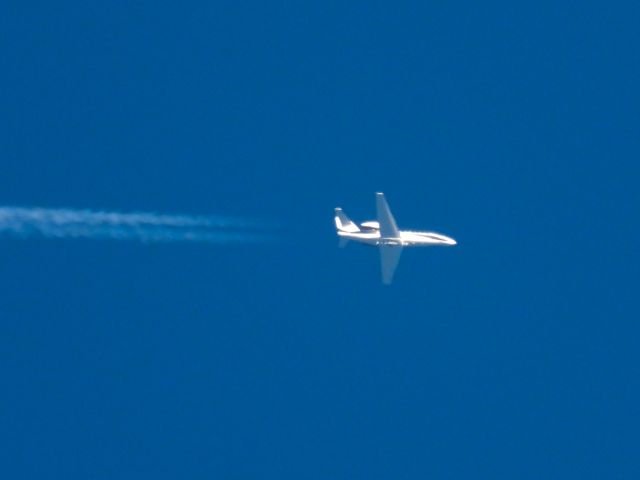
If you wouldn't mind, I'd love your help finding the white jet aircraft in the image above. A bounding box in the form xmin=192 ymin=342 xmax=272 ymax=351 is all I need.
xmin=335 ymin=192 xmax=457 ymax=284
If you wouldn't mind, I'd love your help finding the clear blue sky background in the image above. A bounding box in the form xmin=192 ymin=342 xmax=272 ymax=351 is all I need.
xmin=1 ymin=2 xmax=638 ymax=478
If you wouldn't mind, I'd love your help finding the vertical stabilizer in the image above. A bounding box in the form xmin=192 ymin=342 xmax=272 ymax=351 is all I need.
xmin=334 ymin=208 xmax=360 ymax=233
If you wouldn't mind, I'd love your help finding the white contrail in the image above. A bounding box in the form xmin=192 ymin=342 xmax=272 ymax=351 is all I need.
xmin=0 ymin=207 xmax=275 ymax=244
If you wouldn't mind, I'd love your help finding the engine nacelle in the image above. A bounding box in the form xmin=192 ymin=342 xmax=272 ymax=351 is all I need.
xmin=360 ymin=220 xmax=380 ymax=230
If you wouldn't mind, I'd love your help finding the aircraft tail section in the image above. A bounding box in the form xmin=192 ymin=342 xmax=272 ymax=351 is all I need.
xmin=334 ymin=208 xmax=360 ymax=233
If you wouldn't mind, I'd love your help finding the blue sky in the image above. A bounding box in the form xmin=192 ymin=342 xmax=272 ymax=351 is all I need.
xmin=1 ymin=2 xmax=639 ymax=478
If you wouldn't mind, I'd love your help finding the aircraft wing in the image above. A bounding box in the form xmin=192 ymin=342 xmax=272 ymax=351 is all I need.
xmin=379 ymin=246 xmax=403 ymax=285
xmin=375 ymin=192 xmax=400 ymax=238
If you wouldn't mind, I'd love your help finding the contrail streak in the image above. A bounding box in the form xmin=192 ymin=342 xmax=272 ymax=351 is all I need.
xmin=0 ymin=207 xmax=276 ymax=244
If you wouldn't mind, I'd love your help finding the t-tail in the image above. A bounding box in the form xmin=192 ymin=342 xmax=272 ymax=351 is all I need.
xmin=334 ymin=208 xmax=358 ymax=248
xmin=334 ymin=208 xmax=360 ymax=233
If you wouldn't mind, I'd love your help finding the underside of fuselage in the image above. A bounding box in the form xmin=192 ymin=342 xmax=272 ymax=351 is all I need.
xmin=337 ymin=229 xmax=456 ymax=246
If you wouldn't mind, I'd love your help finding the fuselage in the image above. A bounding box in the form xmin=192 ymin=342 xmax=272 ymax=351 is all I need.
xmin=338 ymin=222 xmax=457 ymax=247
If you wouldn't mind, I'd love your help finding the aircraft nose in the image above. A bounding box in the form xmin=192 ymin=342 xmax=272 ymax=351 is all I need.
xmin=446 ymin=237 xmax=457 ymax=246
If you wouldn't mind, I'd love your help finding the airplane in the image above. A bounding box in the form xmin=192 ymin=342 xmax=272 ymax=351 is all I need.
xmin=334 ymin=192 xmax=457 ymax=284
